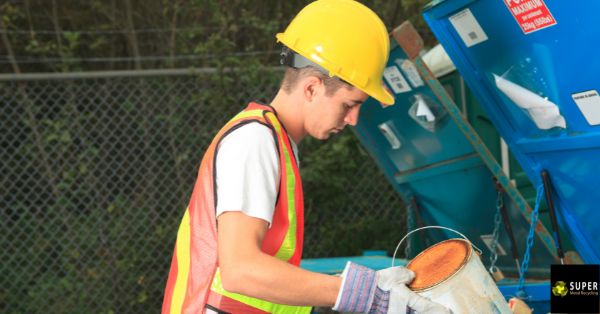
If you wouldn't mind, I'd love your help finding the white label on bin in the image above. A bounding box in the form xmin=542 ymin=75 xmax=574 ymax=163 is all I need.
xmin=383 ymin=66 xmax=411 ymax=94
xmin=449 ymin=8 xmax=488 ymax=47
xmin=396 ymin=59 xmax=424 ymax=88
xmin=572 ymin=90 xmax=600 ymax=125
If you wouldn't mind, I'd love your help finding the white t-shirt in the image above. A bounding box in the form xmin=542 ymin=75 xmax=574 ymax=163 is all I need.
xmin=215 ymin=122 xmax=299 ymax=226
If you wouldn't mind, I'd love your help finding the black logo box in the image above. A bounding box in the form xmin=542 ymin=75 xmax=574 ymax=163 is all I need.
xmin=551 ymin=264 xmax=599 ymax=314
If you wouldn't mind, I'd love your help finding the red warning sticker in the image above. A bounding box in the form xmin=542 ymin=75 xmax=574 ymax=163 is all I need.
xmin=503 ymin=0 xmax=557 ymax=34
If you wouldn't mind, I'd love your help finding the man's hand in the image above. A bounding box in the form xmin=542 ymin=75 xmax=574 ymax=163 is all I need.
xmin=332 ymin=262 xmax=451 ymax=313
xmin=389 ymin=284 xmax=451 ymax=313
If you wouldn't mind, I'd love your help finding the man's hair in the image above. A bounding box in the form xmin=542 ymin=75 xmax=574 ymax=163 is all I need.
xmin=280 ymin=66 xmax=353 ymax=96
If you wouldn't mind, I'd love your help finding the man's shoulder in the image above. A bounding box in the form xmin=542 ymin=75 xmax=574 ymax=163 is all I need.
xmin=219 ymin=121 xmax=276 ymax=149
xmin=228 ymin=121 xmax=274 ymax=139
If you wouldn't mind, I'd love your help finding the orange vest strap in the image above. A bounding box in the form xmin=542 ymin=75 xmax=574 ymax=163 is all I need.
xmin=207 ymin=291 xmax=270 ymax=314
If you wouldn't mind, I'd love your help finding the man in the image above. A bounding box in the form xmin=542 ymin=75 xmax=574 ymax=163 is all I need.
xmin=162 ymin=1 xmax=450 ymax=313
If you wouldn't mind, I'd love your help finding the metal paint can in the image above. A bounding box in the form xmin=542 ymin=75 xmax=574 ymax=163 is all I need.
xmin=393 ymin=226 xmax=511 ymax=313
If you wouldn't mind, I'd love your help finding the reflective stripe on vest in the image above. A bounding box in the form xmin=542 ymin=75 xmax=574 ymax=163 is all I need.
xmin=210 ymin=269 xmax=311 ymax=314
xmin=266 ymin=111 xmax=298 ymax=262
xmin=170 ymin=209 xmax=192 ymax=314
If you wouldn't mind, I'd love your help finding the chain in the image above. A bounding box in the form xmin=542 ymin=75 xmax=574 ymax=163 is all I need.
xmin=517 ymin=184 xmax=545 ymax=299
xmin=489 ymin=191 xmax=503 ymax=274
xmin=404 ymin=200 xmax=415 ymax=258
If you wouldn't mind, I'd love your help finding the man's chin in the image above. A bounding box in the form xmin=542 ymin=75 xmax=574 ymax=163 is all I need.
xmin=311 ymin=132 xmax=331 ymax=141
xmin=325 ymin=131 xmax=342 ymax=140
xmin=310 ymin=130 xmax=341 ymax=140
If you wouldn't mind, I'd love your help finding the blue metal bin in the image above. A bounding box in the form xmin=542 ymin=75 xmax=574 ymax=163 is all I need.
xmin=423 ymin=0 xmax=600 ymax=264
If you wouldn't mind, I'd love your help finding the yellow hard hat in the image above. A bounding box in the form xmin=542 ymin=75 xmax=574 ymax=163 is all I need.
xmin=276 ymin=0 xmax=394 ymax=105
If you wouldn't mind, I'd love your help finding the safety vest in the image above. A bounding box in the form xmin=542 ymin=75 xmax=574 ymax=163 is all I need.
xmin=162 ymin=102 xmax=311 ymax=314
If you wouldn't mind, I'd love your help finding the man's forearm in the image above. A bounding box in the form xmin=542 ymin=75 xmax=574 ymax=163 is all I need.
xmin=220 ymin=251 xmax=341 ymax=307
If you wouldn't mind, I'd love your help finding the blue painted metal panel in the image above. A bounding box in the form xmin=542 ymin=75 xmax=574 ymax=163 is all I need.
xmin=423 ymin=0 xmax=600 ymax=263
xmin=301 ymin=251 xmax=403 ymax=275
xmin=351 ymin=41 xmax=556 ymax=276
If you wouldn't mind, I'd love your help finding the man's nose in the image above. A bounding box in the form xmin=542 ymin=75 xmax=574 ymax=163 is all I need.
xmin=344 ymin=105 xmax=361 ymax=126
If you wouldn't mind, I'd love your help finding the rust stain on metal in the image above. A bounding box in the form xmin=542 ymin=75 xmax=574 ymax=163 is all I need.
xmin=407 ymin=239 xmax=470 ymax=291
xmin=391 ymin=21 xmax=424 ymax=60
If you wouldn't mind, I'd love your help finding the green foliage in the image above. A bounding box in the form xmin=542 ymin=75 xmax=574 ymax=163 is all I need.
xmin=300 ymin=132 xmax=406 ymax=258
xmin=0 ymin=0 xmax=433 ymax=72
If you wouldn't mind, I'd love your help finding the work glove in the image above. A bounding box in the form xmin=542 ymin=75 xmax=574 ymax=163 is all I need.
xmin=391 ymin=285 xmax=451 ymax=313
xmin=332 ymin=262 xmax=451 ymax=314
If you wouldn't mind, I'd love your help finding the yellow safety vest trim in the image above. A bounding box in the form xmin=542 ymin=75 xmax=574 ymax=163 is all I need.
xmin=265 ymin=111 xmax=297 ymax=262
xmin=211 ymin=269 xmax=311 ymax=314
xmin=170 ymin=209 xmax=191 ymax=314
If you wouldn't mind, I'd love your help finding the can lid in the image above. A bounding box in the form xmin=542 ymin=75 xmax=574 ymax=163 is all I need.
xmin=406 ymin=239 xmax=471 ymax=291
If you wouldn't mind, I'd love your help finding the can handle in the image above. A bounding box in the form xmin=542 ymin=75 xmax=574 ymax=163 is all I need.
xmin=392 ymin=225 xmax=483 ymax=267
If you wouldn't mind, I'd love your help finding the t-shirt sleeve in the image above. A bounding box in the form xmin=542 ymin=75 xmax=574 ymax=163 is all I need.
xmin=215 ymin=122 xmax=279 ymax=226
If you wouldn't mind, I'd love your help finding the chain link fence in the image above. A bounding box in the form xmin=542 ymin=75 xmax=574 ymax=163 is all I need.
xmin=0 ymin=68 xmax=405 ymax=313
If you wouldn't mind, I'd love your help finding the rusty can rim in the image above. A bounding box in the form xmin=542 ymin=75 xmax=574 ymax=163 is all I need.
xmin=407 ymin=238 xmax=473 ymax=292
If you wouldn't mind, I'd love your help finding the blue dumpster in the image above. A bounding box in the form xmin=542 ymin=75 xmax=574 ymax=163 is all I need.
xmin=423 ymin=0 xmax=600 ymax=264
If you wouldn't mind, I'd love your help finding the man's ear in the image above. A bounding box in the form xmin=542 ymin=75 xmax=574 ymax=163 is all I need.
xmin=302 ymin=76 xmax=322 ymax=102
